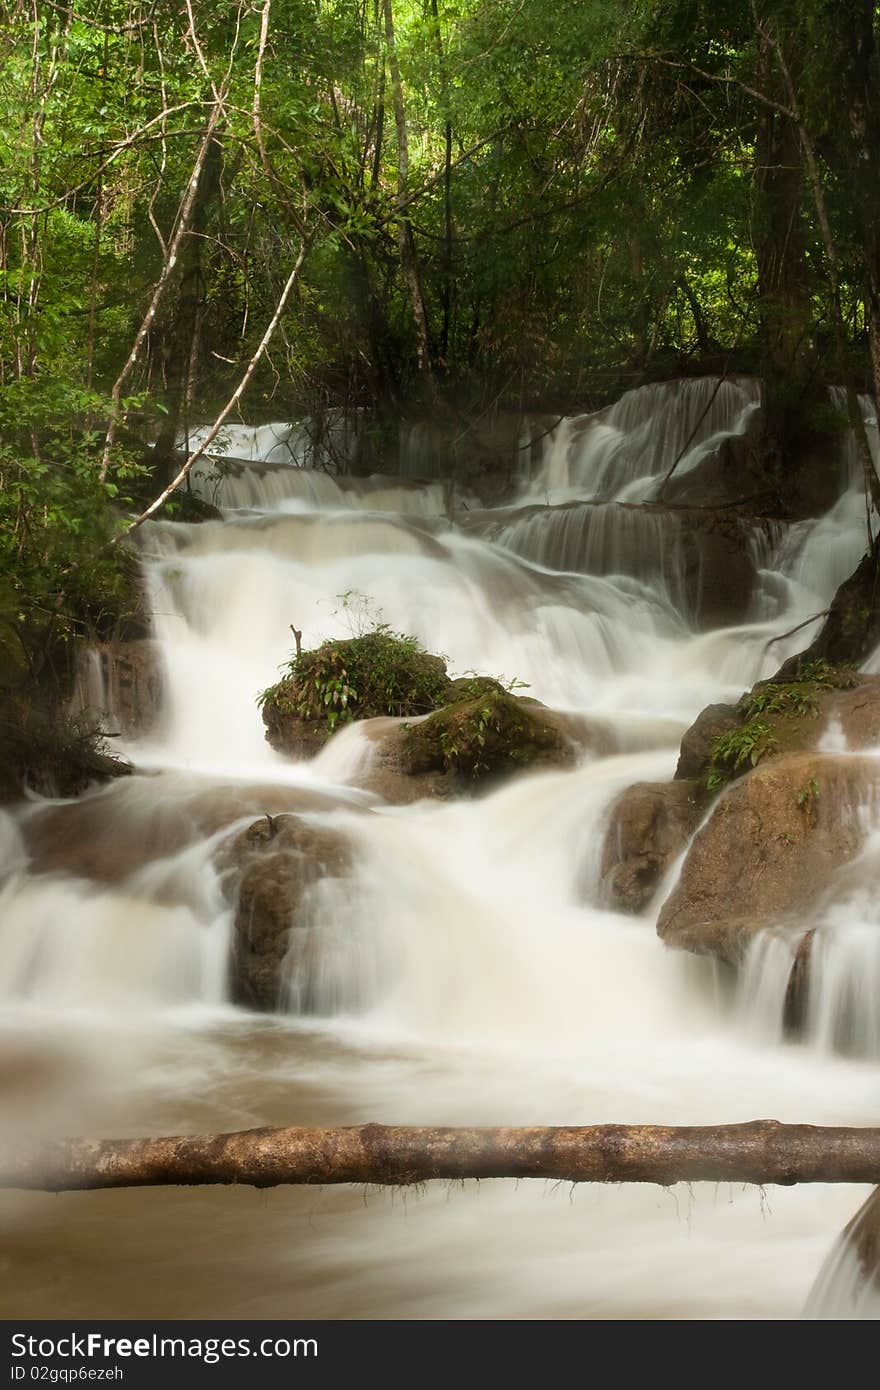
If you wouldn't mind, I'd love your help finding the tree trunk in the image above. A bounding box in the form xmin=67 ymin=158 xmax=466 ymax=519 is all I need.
xmin=152 ymin=134 xmax=223 ymax=472
xmin=382 ymin=0 xmax=435 ymax=394
xmin=752 ymin=5 xmax=880 ymax=515
xmin=754 ymin=34 xmax=812 ymax=407
xmin=5 ymin=1121 xmax=880 ymax=1192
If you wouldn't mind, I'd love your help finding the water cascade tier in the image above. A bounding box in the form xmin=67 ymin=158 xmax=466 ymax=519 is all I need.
xmin=4 ymin=377 xmax=880 ymax=1319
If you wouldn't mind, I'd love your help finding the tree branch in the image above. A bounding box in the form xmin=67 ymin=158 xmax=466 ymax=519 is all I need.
xmin=118 ymin=231 xmax=312 ymax=535
xmin=5 ymin=1121 xmax=880 ymax=1192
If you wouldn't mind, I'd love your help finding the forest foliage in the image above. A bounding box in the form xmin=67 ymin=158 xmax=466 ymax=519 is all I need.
xmin=2 ymin=0 xmax=880 ymax=698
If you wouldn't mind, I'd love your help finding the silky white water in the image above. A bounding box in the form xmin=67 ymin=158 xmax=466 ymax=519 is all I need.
xmin=3 ymin=378 xmax=880 ymax=1319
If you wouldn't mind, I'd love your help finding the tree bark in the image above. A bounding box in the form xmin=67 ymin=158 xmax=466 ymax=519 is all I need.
xmin=5 ymin=1121 xmax=880 ymax=1192
xmin=382 ymin=0 xmax=435 ymax=394
xmin=119 ymin=233 xmax=312 ymax=536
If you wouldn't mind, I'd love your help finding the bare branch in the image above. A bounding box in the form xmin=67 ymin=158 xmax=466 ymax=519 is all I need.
xmin=99 ymin=99 xmax=226 ymax=481
xmin=118 ymin=232 xmax=313 ymax=533
xmin=5 ymin=1121 xmax=880 ymax=1192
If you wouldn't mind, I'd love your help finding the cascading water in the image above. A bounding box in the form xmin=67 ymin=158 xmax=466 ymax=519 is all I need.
xmin=524 ymin=376 xmax=762 ymax=503
xmin=4 ymin=376 xmax=880 ymax=1319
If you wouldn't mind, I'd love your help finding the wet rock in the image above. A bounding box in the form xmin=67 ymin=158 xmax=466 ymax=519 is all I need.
xmin=0 ymin=694 xmax=132 ymax=805
xmin=355 ymin=696 xmax=598 ymax=804
xmin=776 ymin=549 xmax=880 ymax=673
xmin=465 ymin=499 xmax=760 ymax=629
xmin=656 ymin=753 xmax=876 ymax=965
xmin=676 ymin=702 xmax=741 ymax=780
xmin=395 ymin=410 xmax=550 ymax=504
xmin=400 ymin=691 xmax=579 ymax=781
xmin=675 ymin=669 xmax=880 ymax=787
xmin=217 ymin=813 xmax=352 ymax=1010
xmin=600 ymin=780 xmax=702 ymax=913
xmin=673 ymin=508 xmax=760 ymax=629
xmin=72 ymin=640 xmax=163 ymax=738
xmin=663 ymin=405 xmax=842 ymax=519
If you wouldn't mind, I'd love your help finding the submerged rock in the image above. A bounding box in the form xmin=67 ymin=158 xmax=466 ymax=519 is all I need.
xmin=656 ymin=753 xmax=876 ymax=966
xmin=600 ymin=780 xmax=702 ymax=914
xmin=23 ymin=775 xmax=346 ymax=888
xmin=467 ymin=500 xmax=760 ymax=628
xmin=217 ymin=813 xmax=352 ymax=1010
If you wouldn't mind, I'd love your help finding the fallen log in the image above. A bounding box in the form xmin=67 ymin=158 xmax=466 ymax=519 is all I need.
xmin=4 ymin=1121 xmax=880 ymax=1192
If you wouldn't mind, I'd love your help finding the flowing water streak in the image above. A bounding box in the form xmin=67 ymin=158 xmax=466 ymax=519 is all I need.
xmin=526 ymin=376 xmax=762 ymax=503
xmin=5 ymin=378 xmax=880 ymax=1318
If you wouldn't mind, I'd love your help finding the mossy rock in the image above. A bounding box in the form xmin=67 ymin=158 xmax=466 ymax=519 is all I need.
xmin=676 ymin=662 xmax=867 ymax=794
xmin=400 ymin=689 xmax=575 ymax=782
xmin=261 ymin=629 xmax=452 ymax=759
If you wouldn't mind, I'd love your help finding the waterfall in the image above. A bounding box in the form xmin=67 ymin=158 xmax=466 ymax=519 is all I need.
xmin=525 ymin=377 xmax=761 ymax=503
xmin=5 ymin=376 xmax=880 ymax=1320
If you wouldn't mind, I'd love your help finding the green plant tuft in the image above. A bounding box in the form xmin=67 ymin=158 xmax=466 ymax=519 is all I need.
xmin=259 ymin=626 xmax=450 ymax=737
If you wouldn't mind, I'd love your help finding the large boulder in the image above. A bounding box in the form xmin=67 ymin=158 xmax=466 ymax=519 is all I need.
xmin=672 ymin=508 xmax=761 ymax=629
xmin=663 ymin=404 xmax=842 ymax=519
xmin=676 ymin=702 xmax=741 ymax=781
xmin=656 ymin=753 xmax=876 ymax=966
xmin=600 ymin=780 xmax=702 ymax=913
xmin=355 ymin=684 xmax=592 ymax=803
xmin=217 ymin=813 xmax=352 ymax=1010
xmin=23 ymin=775 xmax=346 ymax=887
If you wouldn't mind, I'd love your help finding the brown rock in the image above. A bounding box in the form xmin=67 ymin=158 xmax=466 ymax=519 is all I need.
xmin=673 ymin=508 xmax=760 ymax=629
xmin=676 ymin=702 xmax=740 ymax=780
xmin=676 ymin=671 xmax=880 ymax=785
xmin=217 ymin=813 xmax=352 ymax=1010
xmin=776 ymin=550 xmax=880 ymax=672
xmin=657 ymin=753 xmax=877 ymax=965
xmin=600 ymin=780 xmax=702 ymax=913
xmin=23 ymin=775 xmax=348 ymax=889
xmin=358 ymin=695 xmax=599 ymax=804
xmin=664 ymin=405 xmax=841 ymax=519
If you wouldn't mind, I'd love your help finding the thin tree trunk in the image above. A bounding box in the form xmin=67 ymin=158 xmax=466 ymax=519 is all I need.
xmin=382 ymin=0 xmax=434 ymax=393
xmin=754 ymin=5 xmax=880 ymax=515
xmin=119 ymin=233 xmax=312 ymax=536
xmin=429 ymin=0 xmax=453 ymax=365
xmin=6 ymin=1121 xmax=880 ymax=1192
xmin=100 ymin=99 xmax=226 ymax=482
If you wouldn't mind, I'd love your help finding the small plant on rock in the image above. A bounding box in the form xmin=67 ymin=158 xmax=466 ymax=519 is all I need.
xmin=706 ymin=720 xmax=779 ymax=790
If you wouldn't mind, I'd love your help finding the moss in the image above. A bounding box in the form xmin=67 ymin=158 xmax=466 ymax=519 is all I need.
xmin=401 ymin=688 xmax=571 ymax=781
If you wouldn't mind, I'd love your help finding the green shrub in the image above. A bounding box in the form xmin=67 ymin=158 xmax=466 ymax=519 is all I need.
xmin=259 ymin=627 xmax=451 ymax=735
